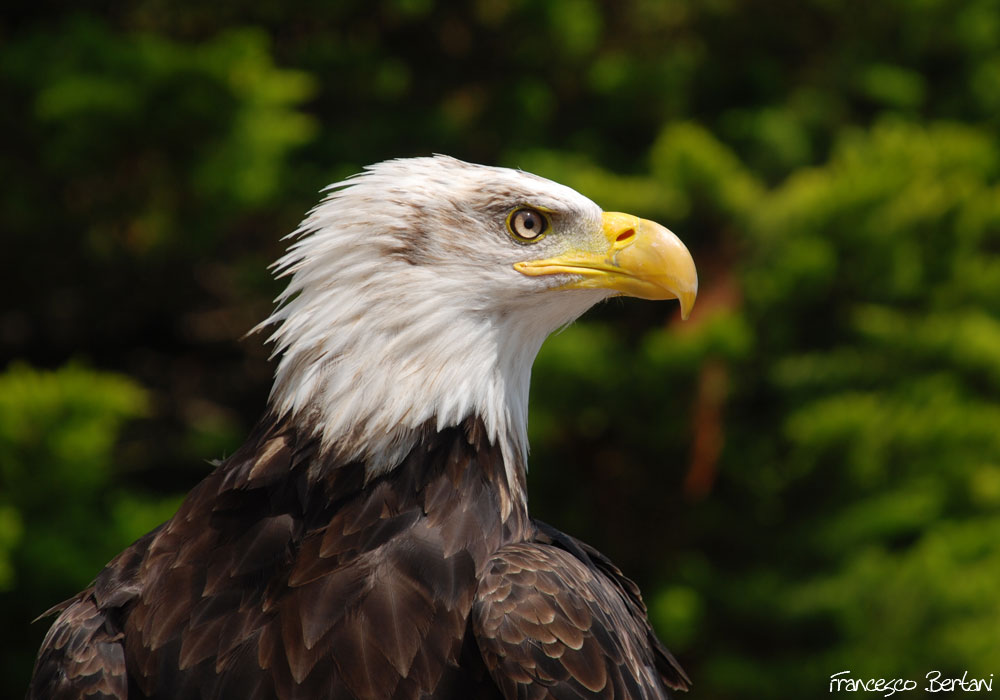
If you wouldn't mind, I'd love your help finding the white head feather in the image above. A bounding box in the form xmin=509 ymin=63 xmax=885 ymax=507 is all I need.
xmin=257 ymin=156 xmax=610 ymax=489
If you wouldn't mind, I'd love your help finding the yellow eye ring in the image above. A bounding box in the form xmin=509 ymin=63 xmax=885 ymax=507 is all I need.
xmin=506 ymin=207 xmax=551 ymax=243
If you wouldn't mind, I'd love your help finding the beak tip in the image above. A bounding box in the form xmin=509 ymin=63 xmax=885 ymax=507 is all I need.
xmin=678 ymin=288 xmax=697 ymax=321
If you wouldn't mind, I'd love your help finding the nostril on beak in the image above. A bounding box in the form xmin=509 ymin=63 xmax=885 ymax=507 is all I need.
xmin=615 ymin=228 xmax=635 ymax=244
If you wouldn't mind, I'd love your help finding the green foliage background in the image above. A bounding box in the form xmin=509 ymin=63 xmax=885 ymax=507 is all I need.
xmin=2 ymin=1 xmax=999 ymax=697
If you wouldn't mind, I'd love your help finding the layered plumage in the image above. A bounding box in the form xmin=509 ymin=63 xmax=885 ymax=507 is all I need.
xmin=29 ymin=156 xmax=696 ymax=699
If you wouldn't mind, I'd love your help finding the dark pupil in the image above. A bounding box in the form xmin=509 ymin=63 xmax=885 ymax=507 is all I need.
xmin=520 ymin=212 xmax=536 ymax=232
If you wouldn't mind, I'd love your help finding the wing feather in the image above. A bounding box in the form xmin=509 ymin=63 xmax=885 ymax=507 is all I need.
xmin=472 ymin=532 xmax=690 ymax=700
xmin=28 ymin=594 xmax=128 ymax=700
xmin=535 ymin=522 xmax=692 ymax=694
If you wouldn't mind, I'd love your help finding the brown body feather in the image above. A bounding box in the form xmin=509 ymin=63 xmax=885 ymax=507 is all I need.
xmin=29 ymin=415 xmax=688 ymax=699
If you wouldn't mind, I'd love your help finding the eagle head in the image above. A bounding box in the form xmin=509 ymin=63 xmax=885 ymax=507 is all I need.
xmin=258 ymin=156 xmax=697 ymax=484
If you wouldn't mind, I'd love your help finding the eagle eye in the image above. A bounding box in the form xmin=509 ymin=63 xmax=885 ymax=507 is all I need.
xmin=507 ymin=207 xmax=550 ymax=243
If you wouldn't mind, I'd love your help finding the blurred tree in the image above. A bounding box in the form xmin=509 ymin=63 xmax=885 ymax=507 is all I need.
xmin=1 ymin=18 xmax=316 ymax=488
xmin=725 ymin=119 xmax=1000 ymax=691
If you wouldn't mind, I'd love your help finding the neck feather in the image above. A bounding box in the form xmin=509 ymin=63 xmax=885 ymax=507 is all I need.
xmin=259 ymin=274 xmax=551 ymax=511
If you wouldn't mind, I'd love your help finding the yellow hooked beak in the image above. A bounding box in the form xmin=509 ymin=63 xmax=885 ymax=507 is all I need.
xmin=513 ymin=212 xmax=698 ymax=319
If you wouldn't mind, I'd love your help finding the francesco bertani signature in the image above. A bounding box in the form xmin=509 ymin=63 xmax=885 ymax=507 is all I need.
xmin=830 ymin=671 xmax=995 ymax=697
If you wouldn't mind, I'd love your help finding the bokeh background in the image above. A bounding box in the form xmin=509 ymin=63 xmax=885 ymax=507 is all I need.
xmin=3 ymin=1 xmax=1000 ymax=697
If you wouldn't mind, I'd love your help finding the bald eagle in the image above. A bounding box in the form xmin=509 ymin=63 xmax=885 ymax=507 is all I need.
xmin=29 ymin=156 xmax=697 ymax=699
